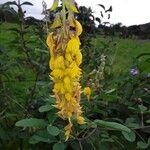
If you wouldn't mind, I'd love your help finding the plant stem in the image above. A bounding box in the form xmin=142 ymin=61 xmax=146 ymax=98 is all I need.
xmin=62 ymin=0 xmax=66 ymax=25
xmin=134 ymin=130 xmax=146 ymax=143
xmin=6 ymin=95 xmax=29 ymax=115
xmin=78 ymin=140 xmax=83 ymax=150
xmin=141 ymin=112 xmax=144 ymax=128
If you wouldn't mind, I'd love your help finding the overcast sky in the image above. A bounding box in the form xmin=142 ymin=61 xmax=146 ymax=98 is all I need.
xmin=1 ymin=0 xmax=150 ymax=26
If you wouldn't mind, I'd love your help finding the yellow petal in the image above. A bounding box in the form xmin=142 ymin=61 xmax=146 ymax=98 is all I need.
xmin=66 ymin=37 xmax=80 ymax=54
xmin=77 ymin=116 xmax=85 ymax=124
xmin=75 ymin=50 xmax=82 ymax=66
xmin=64 ymin=122 xmax=72 ymax=141
xmin=51 ymin=69 xmax=64 ymax=79
xmin=83 ymin=87 xmax=91 ymax=100
xmin=75 ymin=20 xmax=83 ymax=36
xmin=64 ymin=76 xmax=71 ymax=92
xmin=65 ymin=93 xmax=72 ymax=101
xmin=65 ymin=53 xmax=73 ymax=62
xmin=54 ymin=56 xmax=65 ymax=69
xmin=46 ymin=32 xmax=55 ymax=51
xmin=53 ymin=82 xmax=62 ymax=93
xmin=49 ymin=57 xmax=55 ymax=70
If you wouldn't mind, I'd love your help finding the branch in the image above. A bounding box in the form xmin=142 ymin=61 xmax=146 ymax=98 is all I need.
xmin=78 ymin=127 xmax=97 ymax=141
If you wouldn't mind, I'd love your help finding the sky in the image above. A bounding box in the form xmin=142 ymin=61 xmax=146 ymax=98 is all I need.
xmin=1 ymin=0 xmax=150 ymax=26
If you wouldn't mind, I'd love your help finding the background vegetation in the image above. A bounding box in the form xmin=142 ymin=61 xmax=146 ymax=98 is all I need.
xmin=0 ymin=1 xmax=150 ymax=150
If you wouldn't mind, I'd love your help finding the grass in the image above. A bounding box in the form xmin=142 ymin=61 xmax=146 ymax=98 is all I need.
xmin=1 ymin=22 xmax=150 ymax=79
xmin=0 ymin=23 xmax=39 ymax=103
xmin=93 ymin=36 xmax=150 ymax=75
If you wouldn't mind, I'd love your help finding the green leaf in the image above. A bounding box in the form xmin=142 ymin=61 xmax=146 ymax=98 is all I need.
xmin=29 ymin=132 xmax=57 ymax=144
xmin=45 ymin=97 xmax=55 ymax=104
xmin=53 ymin=143 xmax=65 ymax=150
xmin=29 ymin=130 xmax=56 ymax=144
xmin=105 ymin=89 xmax=116 ymax=94
xmin=137 ymin=141 xmax=148 ymax=149
xmin=29 ymin=136 xmax=40 ymax=144
xmin=125 ymin=117 xmax=140 ymax=128
xmin=15 ymin=118 xmax=47 ymax=128
xmin=48 ymin=109 xmax=58 ymax=124
xmin=3 ymin=1 xmax=18 ymax=6
xmin=148 ymin=137 xmax=150 ymax=145
xmin=139 ymin=58 xmax=150 ymax=74
xmin=136 ymin=53 xmax=150 ymax=59
xmin=39 ymin=105 xmax=53 ymax=112
xmin=122 ymin=131 xmax=136 ymax=142
xmin=146 ymin=120 xmax=150 ymax=124
xmin=2 ymin=113 xmax=18 ymax=118
xmin=99 ymin=94 xmax=118 ymax=101
xmin=101 ymin=138 xmax=114 ymax=143
xmin=50 ymin=0 xmax=59 ymax=11
xmin=128 ymin=106 xmax=138 ymax=112
xmin=47 ymin=125 xmax=60 ymax=136
xmin=138 ymin=105 xmax=147 ymax=112
xmin=21 ymin=2 xmax=33 ymax=6
xmin=29 ymin=135 xmax=51 ymax=144
xmin=0 ymin=126 xmax=10 ymax=140
xmin=35 ymin=48 xmax=49 ymax=54
xmin=95 ymin=120 xmax=131 ymax=132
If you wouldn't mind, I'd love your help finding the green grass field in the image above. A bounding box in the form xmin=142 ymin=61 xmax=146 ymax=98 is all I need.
xmin=92 ymin=36 xmax=150 ymax=75
xmin=1 ymin=22 xmax=150 ymax=76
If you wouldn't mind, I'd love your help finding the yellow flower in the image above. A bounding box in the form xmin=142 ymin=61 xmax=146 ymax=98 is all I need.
xmin=70 ymin=63 xmax=81 ymax=78
xmin=66 ymin=37 xmax=80 ymax=54
xmin=75 ymin=20 xmax=83 ymax=36
xmin=60 ymin=84 xmax=65 ymax=94
xmin=58 ymin=99 xmax=66 ymax=108
xmin=65 ymin=62 xmax=81 ymax=79
xmin=77 ymin=116 xmax=85 ymax=124
xmin=65 ymin=93 xmax=72 ymax=101
xmin=47 ymin=2 xmax=85 ymax=141
xmin=53 ymin=82 xmax=65 ymax=94
xmin=67 ymin=111 xmax=72 ymax=118
xmin=49 ymin=57 xmax=55 ymax=70
xmin=53 ymin=82 xmax=62 ymax=93
xmin=64 ymin=122 xmax=72 ymax=141
xmin=46 ymin=32 xmax=55 ymax=51
xmin=65 ymin=53 xmax=72 ymax=62
xmin=63 ymin=76 xmax=71 ymax=92
xmin=54 ymin=56 xmax=65 ymax=69
xmin=74 ymin=50 xmax=82 ymax=66
xmin=83 ymin=87 xmax=91 ymax=100
xmin=51 ymin=69 xmax=64 ymax=79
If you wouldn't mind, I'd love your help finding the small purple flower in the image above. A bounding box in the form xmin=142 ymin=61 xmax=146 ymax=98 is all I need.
xmin=147 ymin=73 xmax=150 ymax=78
xmin=129 ymin=68 xmax=139 ymax=76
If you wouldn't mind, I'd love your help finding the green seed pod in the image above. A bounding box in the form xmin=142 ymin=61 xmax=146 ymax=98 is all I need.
xmin=50 ymin=0 xmax=59 ymax=11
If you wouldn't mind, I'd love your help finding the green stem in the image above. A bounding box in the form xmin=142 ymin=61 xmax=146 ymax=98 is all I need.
xmin=62 ymin=0 xmax=67 ymax=47
xmin=78 ymin=140 xmax=83 ymax=150
xmin=62 ymin=0 xmax=66 ymax=25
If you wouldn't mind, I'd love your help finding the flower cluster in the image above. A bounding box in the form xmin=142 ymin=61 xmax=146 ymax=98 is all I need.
xmin=47 ymin=16 xmax=85 ymax=140
xmin=83 ymin=87 xmax=91 ymax=100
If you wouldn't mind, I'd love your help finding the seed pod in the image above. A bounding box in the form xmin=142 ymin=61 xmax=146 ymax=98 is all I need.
xmin=51 ymin=14 xmax=62 ymax=29
xmin=65 ymin=0 xmax=78 ymax=13
xmin=50 ymin=0 xmax=59 ymax=11
xmin=68 ymin=11 xmax=76 ymax=27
